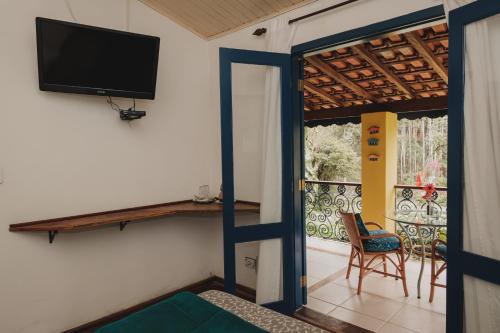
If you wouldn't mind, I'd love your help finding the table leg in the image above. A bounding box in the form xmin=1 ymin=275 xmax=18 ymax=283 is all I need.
xmin=396 ymin=221 xmax=413 ymax=262
xmin=417 ymin=225 xmax=425 ymax=299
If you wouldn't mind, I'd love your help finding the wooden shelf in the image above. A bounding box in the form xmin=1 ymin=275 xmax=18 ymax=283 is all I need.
xmin=9 ymin=200 xmax=259 ymax=243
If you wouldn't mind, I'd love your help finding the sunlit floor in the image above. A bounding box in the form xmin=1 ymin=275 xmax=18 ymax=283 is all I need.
xmin=305 ymin=237 xmax=446 ymax=333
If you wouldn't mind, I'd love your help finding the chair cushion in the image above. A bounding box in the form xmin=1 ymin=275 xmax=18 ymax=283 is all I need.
xmin=354 ymin=213 xmax=370 ymax=236
xmin=363 ymin=230 xmax=401 ymax=252
xmin=436 ymin=243 xmax=447 ymax=260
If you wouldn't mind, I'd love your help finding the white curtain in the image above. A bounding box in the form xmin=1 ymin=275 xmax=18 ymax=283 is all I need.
xmin=444 ymin=1 xmax=500 ymax=332
xmin=255 ymin=18 xmax=297 ymax=305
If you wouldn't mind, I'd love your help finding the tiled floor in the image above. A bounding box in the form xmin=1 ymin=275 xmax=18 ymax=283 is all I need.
xmin=305 ymin=238 xmax=446 ymax=333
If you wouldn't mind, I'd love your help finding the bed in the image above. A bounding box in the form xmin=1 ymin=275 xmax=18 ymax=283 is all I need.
xmin=95 ymin=290 xmax=327 ymax=333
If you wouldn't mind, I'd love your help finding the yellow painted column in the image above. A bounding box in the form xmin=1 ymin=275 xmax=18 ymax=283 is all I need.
xmin=361 ymin=112 xmax=398 ymax=231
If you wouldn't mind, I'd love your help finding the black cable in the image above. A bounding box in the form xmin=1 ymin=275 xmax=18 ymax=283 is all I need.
xmin=107 ymin=96 xmax=121 ymax=113
xmin=107 ymin=96 xmax=144 ymax=121
xmin=107 ymin=96 xmax=136 ymax=112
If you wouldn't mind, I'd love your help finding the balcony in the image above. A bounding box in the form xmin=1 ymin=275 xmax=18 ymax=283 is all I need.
xmin=305 ymin=180 xmax=447 ymax=251
xmin=305 ymin=180 xmax=447 ymax=331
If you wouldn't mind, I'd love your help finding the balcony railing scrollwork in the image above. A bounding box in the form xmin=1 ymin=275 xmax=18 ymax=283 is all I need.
xmin=305 ymin=182 xmax=448 ymax=250
xmin=394 ymin=185 xmax=448 ymax=253
xmin=305 ymin=180 xmax=361 ymax=241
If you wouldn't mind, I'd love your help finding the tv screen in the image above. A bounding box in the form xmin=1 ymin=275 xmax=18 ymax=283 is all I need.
xmin=36 ymin=17 xmax=160 ymax=99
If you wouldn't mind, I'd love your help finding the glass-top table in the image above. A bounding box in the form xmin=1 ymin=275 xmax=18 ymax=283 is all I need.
xmin=386 ymin=210 xmax=447 ymax=299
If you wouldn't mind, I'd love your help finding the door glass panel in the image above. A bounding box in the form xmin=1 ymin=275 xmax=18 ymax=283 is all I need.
xmin=462 ymin=13 xmax=500 ymax=260
xmin=464 ymin=275 xmax=500 ymax=333
xmin=231 ymin=63 xmax=282 ymax=227
xmin=235 ymin=239 xmax=283 ymax=304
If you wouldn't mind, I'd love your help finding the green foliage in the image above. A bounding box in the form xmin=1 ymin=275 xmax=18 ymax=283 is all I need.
xmin=305 ymin=124 xmax=361 ymax=182
xmin=305 ymin=116 xmax=448 ymax=187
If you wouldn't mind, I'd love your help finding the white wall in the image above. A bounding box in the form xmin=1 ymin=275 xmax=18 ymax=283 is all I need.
xmin=0 ymin=1 xmax=220 ymax=332
xmin=0 ymin=0 xmax=445 ymax=331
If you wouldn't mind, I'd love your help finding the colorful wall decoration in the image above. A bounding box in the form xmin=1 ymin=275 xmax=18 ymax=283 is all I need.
xmin=368 ymin=126 xmax=380 ymax=134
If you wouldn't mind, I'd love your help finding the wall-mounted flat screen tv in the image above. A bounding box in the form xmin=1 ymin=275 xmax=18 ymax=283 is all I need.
xmin=36 ymin=17 xmax=160 ymax=100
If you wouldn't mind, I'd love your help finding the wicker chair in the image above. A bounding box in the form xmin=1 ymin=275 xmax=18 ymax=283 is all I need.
xmin=429 ymin=239 xmax=447 ymax=302
xmin=340 ymin=212 xmax=409 ymax=296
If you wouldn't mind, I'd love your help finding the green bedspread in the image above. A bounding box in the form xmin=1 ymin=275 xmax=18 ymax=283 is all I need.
xmin=95 ymin=291 xmax=268 ymax=333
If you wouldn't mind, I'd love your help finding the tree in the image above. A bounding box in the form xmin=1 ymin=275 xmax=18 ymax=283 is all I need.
xmin=305 ymin=116 xmax=448 ymax=187
xmin=305 ymin=124 xmax=361 ymax=182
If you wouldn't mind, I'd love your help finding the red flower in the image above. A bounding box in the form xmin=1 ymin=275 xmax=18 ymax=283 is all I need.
xmin=422 ymin=183 xmax=436 ymax=200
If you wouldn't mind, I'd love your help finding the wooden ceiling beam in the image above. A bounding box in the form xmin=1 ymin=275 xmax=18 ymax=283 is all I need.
xmin=405 ymin=32 xmax=448 ymax=84
xmin=304 ymin=81 xmax=344 ymax=107
xmin=304 ymin=96 xmax=448 ymax=121
xmin=307 ymin=55 xmax=384 ymax=103
xmin=352 ymin=44 xmax=415 ymax=98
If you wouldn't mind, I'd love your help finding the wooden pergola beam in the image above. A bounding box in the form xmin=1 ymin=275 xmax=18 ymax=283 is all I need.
xmin=352 ymin=44 xmax=415 ymax=98
xmin=307 ymin=55 xmax=384 ymax=103
xmin=405 ymin=31 xmax=448 ymax=84
xmin=304 ymin=81 xmax=344 ymax=107
xmin=304 ymin=96 xmax=448 ymax=121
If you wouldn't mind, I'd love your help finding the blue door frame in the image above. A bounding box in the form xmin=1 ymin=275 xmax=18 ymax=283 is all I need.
xmin=291 ymin=3 xmax=446 ymax=307
xmin=448 ymin=2 xmax=500 ymax=332
xmin=220 ymin=3 xmax=454 ymax=320
xmin=219 ymin=47 xmax=296 ymax=314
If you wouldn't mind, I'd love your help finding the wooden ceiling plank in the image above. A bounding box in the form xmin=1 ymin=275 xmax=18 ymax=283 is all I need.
xmin=223 ymin=0 xmax=257 ymax=24
xmin=262 ymin=0 xmax=283 ymax=12
xmin=170 ymin=0 xmax=239 ymax=36
xmin=304 ymin=81 xmax=344 ymax=107
xmin=155 ymin=0 xmax=224 ymax=35
xmin=210 ymin=0 xmax=247 ymax=28
xmin=405 ymin=31 xmax=448 ymax=84
xmin=304 ymin=96 xmax=448 ymax=121
xmin=352 ymin=44 xmax=415 ymax=98
xmin=234 ymin=0 xmax=262 ymax=19
xmin=188 ymin=1 xmax=238 ymax=31
xmin=144 ymin=0 xmax=315 ymax=40
xmin=307 ymin=55 xmax=383 ymax=103
xmin=139 ymin=0 xmax=209 ymax=38
xmin=241 ymin=0 xmax=270 ymax=17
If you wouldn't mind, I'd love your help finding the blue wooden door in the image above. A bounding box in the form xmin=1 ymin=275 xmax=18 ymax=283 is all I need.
xmin=219 ymin=48 xmax=302 ymax=314
xmin=448 ymin=1 xmax=500 ymax=332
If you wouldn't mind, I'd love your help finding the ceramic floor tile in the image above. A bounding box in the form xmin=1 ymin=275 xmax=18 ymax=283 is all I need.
xmin=378 ymin=322 xmax=418 ymax=333
xmin=328 ymin=307 xmax=385 ymax=332
xmin=406 ymin=285 xmax=446 ymax=315
xmin=310 ymin=282 xmax=356 ymax=305
xmin=389 ymin=304 xmax=446 ymax=333
xmin=340 ymin=293 xmax=405 ymax=321
xmin=305 ymin=296 xmax=337 ymax=314
xmin=306 ymin=240 xmax=446 ymax=333
xmin=307 ymin=237 xmax=352 ymax=256
xmin=307 ymin=260 xmax=343 ymax=280
xmin=307 ymin=276 xmax=321 ymax=287
xmin=307 ymin=248 xmax=347 ymax=262
xmin=332 ymin=268 xmax=361 ymax=290
xmin=361 ymin=275 xmax=410 ymax=301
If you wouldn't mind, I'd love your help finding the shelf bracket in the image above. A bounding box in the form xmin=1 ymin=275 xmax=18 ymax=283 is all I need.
xmin=119 ymin=221 xmax=128 ymax=231
xmin=48 ymin=230 xmax=58 ymax=244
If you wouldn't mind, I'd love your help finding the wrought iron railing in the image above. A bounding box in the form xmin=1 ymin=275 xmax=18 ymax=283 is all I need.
xmin=394 ymin=185 xmax=447 ymax=217
xmin=305 ymin=180 xmax=361 ymax=241
xmin=394 ymin=185 xmax=448 ymax=251
xmin=305 ymin=182 xmax=448 ymax=247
